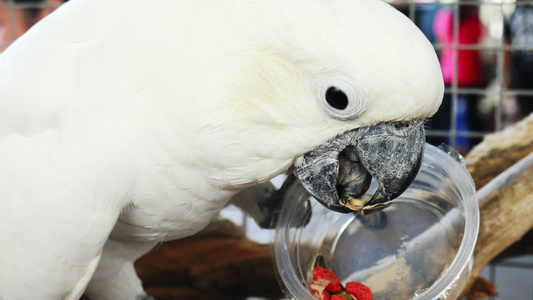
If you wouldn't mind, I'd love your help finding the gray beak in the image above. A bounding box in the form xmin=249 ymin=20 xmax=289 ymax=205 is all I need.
xmin=293 ymin=119 xmax=425 ymax=214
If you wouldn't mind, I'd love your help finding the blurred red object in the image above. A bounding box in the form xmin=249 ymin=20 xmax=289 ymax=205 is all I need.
xmin=0 ymin=0 xmax=66 ymax=51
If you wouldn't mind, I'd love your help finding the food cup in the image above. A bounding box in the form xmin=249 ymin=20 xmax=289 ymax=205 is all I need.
xmin=273 ymin=144 xmax=479 ymax=300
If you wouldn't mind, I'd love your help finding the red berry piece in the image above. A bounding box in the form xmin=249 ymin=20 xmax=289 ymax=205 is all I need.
xmin=310 ymin=279 xmax=332 ymax=300
xmin=313 ymin=266 xmax=342 ymax=293
xmin=346 ymin=282 xmax=373 ymax=300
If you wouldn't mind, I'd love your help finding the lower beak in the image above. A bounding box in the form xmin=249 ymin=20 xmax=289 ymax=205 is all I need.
xmin=293 ymin=119 xmax=425 ymax=214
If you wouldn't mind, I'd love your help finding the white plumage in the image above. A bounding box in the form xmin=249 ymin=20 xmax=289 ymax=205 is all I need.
xmin=0 ymin=0 xmax=443 ymax=299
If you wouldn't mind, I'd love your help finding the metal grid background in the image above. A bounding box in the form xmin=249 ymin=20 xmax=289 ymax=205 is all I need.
xmin=391 ymin=0 xmax=533 ymax=155
xmin=1 ymin=0 xmax=533 ymax=299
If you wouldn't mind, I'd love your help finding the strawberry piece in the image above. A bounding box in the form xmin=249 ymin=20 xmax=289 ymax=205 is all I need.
xmin=346 ymin=282 xmax=373 ymax=300
xmin=310 ymin=279 xmax=331 ymax=300
xmin=313 ymin=266 xmax=342 ymax=293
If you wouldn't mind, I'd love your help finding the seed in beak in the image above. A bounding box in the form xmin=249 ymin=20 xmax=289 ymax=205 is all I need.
xmin=340 ymin=194 xmax=391 ymax=215
xmin=340 ymin=194 xmax=372 ymax=211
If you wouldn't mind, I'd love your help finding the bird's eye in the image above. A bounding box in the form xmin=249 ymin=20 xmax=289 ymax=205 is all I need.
xmin=325 ymin=87 xmax=349 ymax=110
xmin=317 ymin=76 xmax=365 ymax=120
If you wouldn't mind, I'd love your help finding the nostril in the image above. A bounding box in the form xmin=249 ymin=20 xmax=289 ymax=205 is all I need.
xmin=394 ymin=122 xmax=410 ymax=129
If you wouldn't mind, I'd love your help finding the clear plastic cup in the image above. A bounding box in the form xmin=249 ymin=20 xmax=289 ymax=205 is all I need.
xmin=272 ymin=144 xmax=479 ymax=300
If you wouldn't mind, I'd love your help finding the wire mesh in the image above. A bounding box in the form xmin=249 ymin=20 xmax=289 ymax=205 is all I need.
xmin=1 ymin=0 xmax=532 ymax=299
xmin=388 ymin=0 xmax=533 ymax=156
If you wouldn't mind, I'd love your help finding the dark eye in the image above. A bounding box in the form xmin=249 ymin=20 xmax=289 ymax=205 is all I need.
xmin=325 ymin=87 xmax=349 ymax=110
xmin=319 ymin=79 xmax=364 ymax=120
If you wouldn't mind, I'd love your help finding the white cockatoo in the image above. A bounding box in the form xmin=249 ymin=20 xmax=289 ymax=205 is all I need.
xmin=0 ymin=0 xmax=443 ymax=299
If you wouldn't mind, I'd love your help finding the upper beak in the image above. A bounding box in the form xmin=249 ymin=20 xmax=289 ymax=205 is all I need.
xmin=293 ymin=119 xmax=425 ymax=214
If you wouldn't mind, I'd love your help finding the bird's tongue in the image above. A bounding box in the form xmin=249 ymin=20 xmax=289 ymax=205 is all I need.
xmin=336 ymin=146 xmax=372 ymax=199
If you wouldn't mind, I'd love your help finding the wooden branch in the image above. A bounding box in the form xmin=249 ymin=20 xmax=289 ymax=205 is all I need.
xmin=465 ymin=113 xmax=533 ymax=189
xmin=462 ymin=113 xmax=533 ymax=299
xmin=134 ymin=219 xmax=282 ymax=300
xmin=463 ymin=277 xmax=498 ymax=300
xmin=494 ymin=228 xmax=533 ymax=260
xmin=462 ymin=153 xmax=533 ymax=298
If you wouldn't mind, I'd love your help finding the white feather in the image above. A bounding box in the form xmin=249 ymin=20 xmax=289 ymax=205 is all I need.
xmin=0 ymin=0 xmax=443 ymax=298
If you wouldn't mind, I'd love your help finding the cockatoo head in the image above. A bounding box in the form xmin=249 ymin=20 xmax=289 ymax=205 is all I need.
xmin=216 ymin=0 xmax=443 ymax=213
